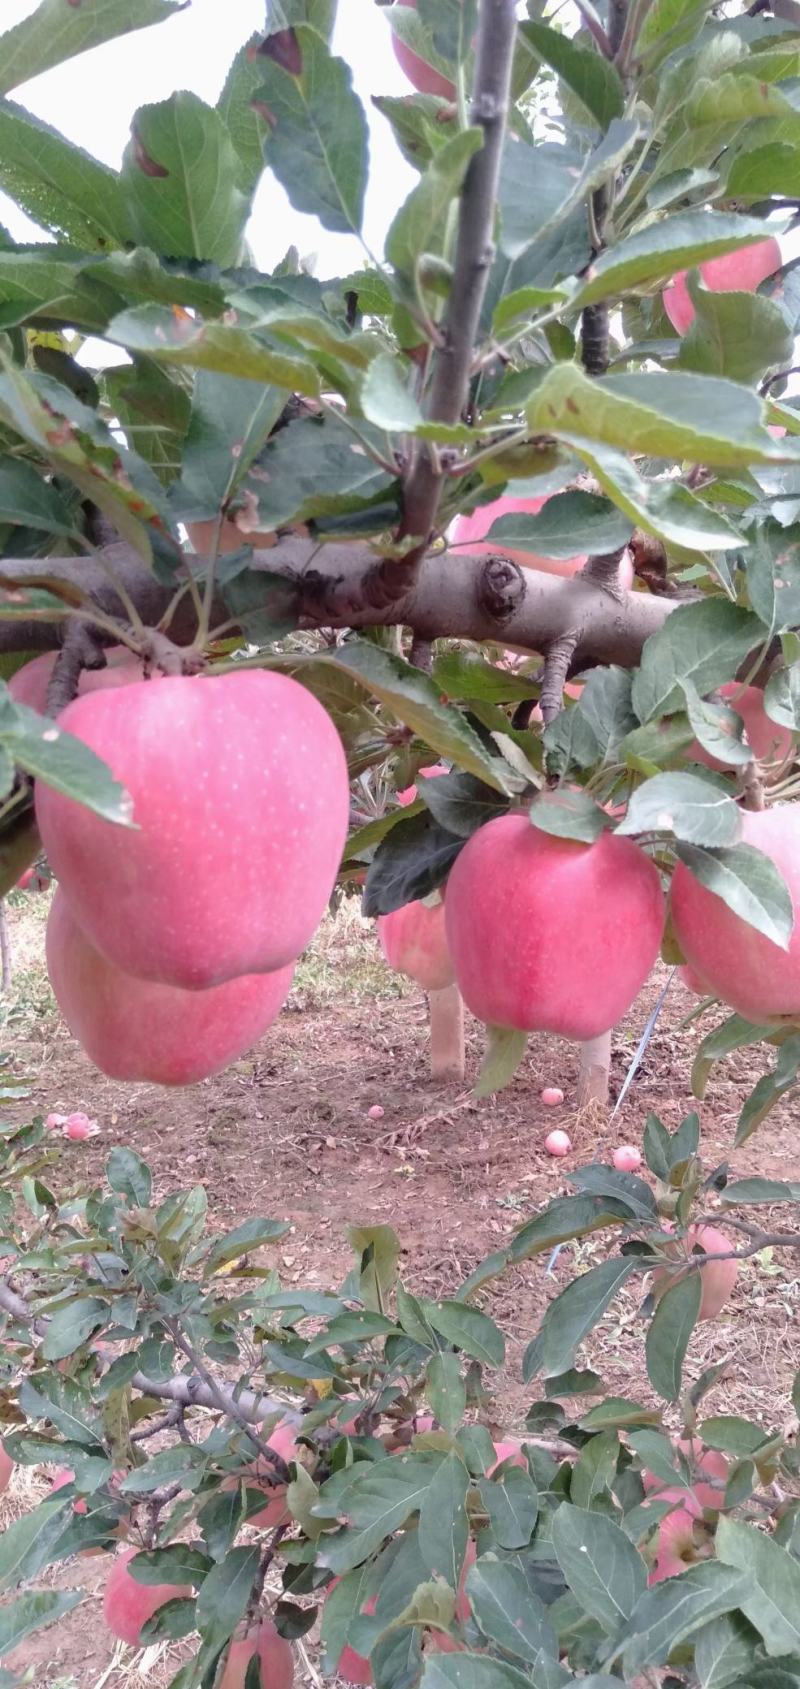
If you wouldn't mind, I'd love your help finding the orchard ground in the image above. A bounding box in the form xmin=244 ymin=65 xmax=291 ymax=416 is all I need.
xmin=3 ymin=887 xmax=800 ymax=1689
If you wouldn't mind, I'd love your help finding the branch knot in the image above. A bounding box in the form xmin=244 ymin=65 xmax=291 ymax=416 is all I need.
xmin=478 ymin=556 xmax=526 ymax=622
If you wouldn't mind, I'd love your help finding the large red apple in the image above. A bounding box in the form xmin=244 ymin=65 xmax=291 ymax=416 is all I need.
xmin=663 ymin=236 xmax=782 ymax=335
xmin=390 ymin=0 xmax=456 ymax=99
xmin=648 ymin=1503 xmax=702 ymax=1583
xmin=651 ymin=1223 xmax=739 ymax=1321
xmin=670 ymin=804 xmax=800 ymax=1022
xmin=9 ymin=646 xmax=143 ymax=716
xmin=46 ymin=890 xmax=294 ymax=1086
xmin=378 ymin=895 xmax=455 ymax=992
xmin=219 ymin=1621 xmax=294 ymax=1689
xmin=35 ymin=671 xmax=349 ymax=989
xmin=102 ymin=1545 xmax=192 ymax=1645
xmin=444 ymin=815 xmax=664 ymax=1040
xmin=450 ymin=495 xmax=587 ymax=578
xmin=689 ymin=683 xmax=793 ymax=775
xmin=224 ymin=1419 xmax=298 ymax=1530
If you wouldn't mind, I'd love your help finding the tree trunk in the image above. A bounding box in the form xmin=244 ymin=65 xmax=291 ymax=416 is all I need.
xmin=576 ymin=1031 xmax=611 ymax=1107
xmin=429 ymin=985 xmax=465 ymax=1082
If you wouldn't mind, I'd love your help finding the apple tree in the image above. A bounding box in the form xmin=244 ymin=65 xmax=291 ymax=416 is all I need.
xmin=1 ymin=0 xmax=800 ymax=1684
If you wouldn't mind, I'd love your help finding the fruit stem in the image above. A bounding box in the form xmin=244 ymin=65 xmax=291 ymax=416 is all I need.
xmin=429 ymin=984 xmax=465 ymax=1082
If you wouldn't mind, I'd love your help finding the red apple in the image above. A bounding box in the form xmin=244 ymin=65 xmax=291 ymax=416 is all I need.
xmin=46 ymin=890 xmax=294 ymax=1086
xmin=102 ymin=1545 xmax=192 ymax=1645
xmin=390 ymin=0 xmax=456 ymax=99
xmin=663 ymin=236 xmax=782 ymax=335
xmin=219 ymin=1620 xmax=294 ymax=1689
xmin=648 ymin=1503 xmax=702 ymax=1583
xmin=444 ymin=814 xmax=664 ymax=1040
xmin=689 ymin=683 xmax=793 ymax=775
xmin=15 ymin=867 xmax=35 ymax=891
xmin=35 ymin=671 xmax=349 ymax=989
xmin=670 ymin=805 xmax=800 ymax=1022
xmin=644 ymin=1439 xmax=727 ymax=1513
xmin=378 ymin=896 xmax=455 ymax=992
xmin=397 ymin=764 xmax=446 ymax=807
xmin=450 ymin=495 xmax=587 ymax=578
xmin=224 ymin=1420 xmax=297 ymax=1530
xmin=9 ymin=646 xmax=144 ymax=716
xmin=0 ymin=1443 xmax=12 ymax=1494
xmin=651 ymin=1223 xmax=738 ymax=1321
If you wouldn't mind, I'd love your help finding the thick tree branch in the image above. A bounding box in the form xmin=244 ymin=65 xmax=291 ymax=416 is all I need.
xmin=0 ymin=539 xmax=676 ymax=670
xmin=376 ymin=0 xmax=518 ymax=608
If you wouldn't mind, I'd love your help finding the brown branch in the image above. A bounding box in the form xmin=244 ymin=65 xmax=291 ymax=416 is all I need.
xmin=0 ymin=537 xmax=677 ymax=669
xmin=539 ymin=632 xmax=579 ymax=725
xmin=581 ymin=546 xmax=632 ymax=600
xmin=160 ymin=1313 xmax=291 ymax=1479
xmin=374 ymin=0 xmax=518 ymax=608
xmin=45 ymin=622 xmax=109 ymax=716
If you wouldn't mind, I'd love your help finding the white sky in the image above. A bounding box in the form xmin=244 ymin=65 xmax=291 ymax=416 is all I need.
xmin=0 ymin=0 xmax=416 ymax=272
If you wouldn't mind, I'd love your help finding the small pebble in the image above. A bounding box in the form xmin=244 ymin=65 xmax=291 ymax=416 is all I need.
xmin=540 ymin=1086 xmax=564 ymax=1107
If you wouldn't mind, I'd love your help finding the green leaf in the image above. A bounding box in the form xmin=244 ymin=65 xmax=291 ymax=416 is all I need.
xmin=690 ymin=1012 xmax=777 ymax=1100
xmin=726 ymin=141 xmax=800 ymax=201
xmin=416 ymin=771 xmax=510 ymax=839
xmin=678 ymin=284 xmax=794 ymax=386
xmin=255 ymin=26 xmax=368 ymax=234
xmin=217 ymin=34 xmax=271 ymax=195
xmin=121 ymin=92 xmax=249 ymax=265
xmin=0 ymin=255 xmax=115 ymax=331
xmin=319 ymin=1457 xmax=444 ymax=1575
xmin=386 ymin=129 xmax=484 ymax=278
xmin=106 ymin=1145 xmax=152 ymax=1207
xmin=420 ymin=1657 xmax=534 ymax=1689
xmin=194 ymin=1545 xmax=261 ymax=1654
xmin=0 ymin=1496 xmax=73 ymax=1590
xmin=421 ymin=1299 xmax=505 ymax=1367
xmin=575 ymin=442 xmax=745 ymax=553
xmin=615 ymin=771 xmax=742 ymax=847
xmin=694 ymin=1611 xmax=764 ymax=1689
xmin=479 ymin=1465 xmax=539 ymax=1551
xmin=19 ymin=1372 xmax=103 ymax=1449
xmin=348 ymin=1223 xmax=401 ymax=1313
xmin=363 ymin=809 xmax=464 ymax=917
xmin=530 ymin=788 xmax=607 ymax=844
xmin=551 ymin=1504 xmax=647 ymax=1633
xmin=304 ymin=1311 xmax=400 ymax=1356
xmin=520 ymin=21 xmax=625 ymax=129
xmin=746 ymin=530 xmax=800 ymax=639
xmin=0 ymin=100 xmax=132 ymax=249
xmin=39 ymin=1298 xmax=109 ymax=1363
xmin=474 ymin=1025 xmax=528 ymax=1099
xmin=484 ymin=490 xmax=633 ymax=558
xmin=716 ymin=1516 xmax=800 ymax=1656
xmin=466 ymin=1558 xmax=557 ymax=1664
xmin=0 ymin=459 xmax=75 ymax=537
xmin=631 ymin=600 xmax=765 ymax=723
xmin=765 ymin=664 xmax=800 ymax=731
xmin=178 ymin=372 xmax=286 ymax=518
xmin=682 ymin=682 xmax=752 ymax=768
xmin=721 ymin=1176 xmax=800 ymax=1206
xmin=0 ymin=694 xmax=131 ymax=828
xmin=361 ymin=352 xmax=424 ymax=433
xmin=528 ymin=364 xmax=794 ymax=471
xmin=612 ymin=1563 xmax=754 ymax=1673
xmin=574 ymin=211 xmax=785 ymax=309
xmin=736 ymin=1034 xmax=800 ymax=1145
xmin=432 ymin=651 xmax=538 ymax=707
xmin=646 ymin=1272 xmax=702 ymax=1402
xmin=139 ymin=1596 xmax=198 ymax=1643
xmin=538 ymin=1257 xmax=639 ymax=1375
xmin=0 ymin=0 xmax=183 ymax=96
xmin=323 ymin=643 xmax=515 ymax=793
xmin=570 ymin=1429 xmax=620 ymax=1508
xmin=418 ymin=1452 xmax=470 ymax=1591
xmin=700 ymin=1416 xmax=779 ymax=1457
xmin=128 ymin=1546 xmax=211 ymax=1586
xmin=0 ymin=1589 xmax=82 ymax=1658
xmin=497 ymin=121 xmax=640 ymax=260
xmin=510 ymin=1193 xmax=632 ymax=1262
xmin=107 ymin=304 xmax=320 ymax=396
xmin=205 ymin=1217 xmax=289 ymax=1274
xmin=426 ymin=1353 xmax=466 ymax=1436
xmin=676 ymin=842 xmax=794 ymax=949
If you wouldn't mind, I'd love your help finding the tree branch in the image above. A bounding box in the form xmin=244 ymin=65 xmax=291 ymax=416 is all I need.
xmin=0 ymin=539 xmax=676 ymax=670
xmin=375 ymin=0 xmax=518 ymax=608
xmin=46 ymin=622 xmax=109 ymax=716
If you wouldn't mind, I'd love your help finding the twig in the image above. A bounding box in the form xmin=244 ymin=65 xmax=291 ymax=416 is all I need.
xmin=160 ymin=1314 xmax=291 ymax=1478
xmin=45 ymin=622 xmax=110 ymax=716
xmin=245 ymin=1523 xmax=289 ymax=1624
xmin=539 ymin=631 xmax=579 ymax=726
xmin=738 ymin=758 xmax=766 ymax=812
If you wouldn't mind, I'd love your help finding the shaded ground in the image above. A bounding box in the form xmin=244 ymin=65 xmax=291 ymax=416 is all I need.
xmin=3 ymin=889 xmax=799 ymax=1688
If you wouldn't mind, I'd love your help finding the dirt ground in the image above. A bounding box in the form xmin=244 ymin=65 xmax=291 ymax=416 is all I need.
xmin=2 ymin=887 xmax=799 ymax=1689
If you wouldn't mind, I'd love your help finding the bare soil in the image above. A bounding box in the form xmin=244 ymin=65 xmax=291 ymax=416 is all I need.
xmin=2 ymin=889 xmax=799 ymax=1689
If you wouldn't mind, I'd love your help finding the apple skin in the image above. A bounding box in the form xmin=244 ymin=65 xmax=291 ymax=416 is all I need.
xmin=397 ymin=763 xmax=446 ymax=807
xmin=0 ymin=1444 xmax=12 ymax=1494
xmin=679 ymin=962 xmax=711 ymax=996
xmin=651 ymin=1222 xmax=739 ymax=1321
xmin=102 ymin=1545 xmax=192 ymax=1645
xmin=390 ymin=0 xmax=456 ymax=99
xmin=663 ymin=236 xmax=782 ymax=335
xmin=378 ymin=896 xmax=455 ymax=992
xmin=35 ymin=670 xmax=349 ymax=990
xmin=450 ymin=494 xmax=587 ymax=578
xmin=46 ymin=890 xmax=294 ymax=1086
xmin=643 ymin=1438 xmax=727 ymax=1512
xmin=9 ymin=646 xmax=143 ymax=715
xmin=444 ymin=814 xmax=665 ymax=1040
xmin=224 ymin=1420 xmax=297 ymax=1530
xmin=689 ymin=683 xmax=793 ymax=776
xmin=648 ymin=1503 xmax=701 ymax=1583
xmin=219 ymin=1621 xmax=294 ymax=1689
xmin=670 ymin=804 xmax=800 ymax=1023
